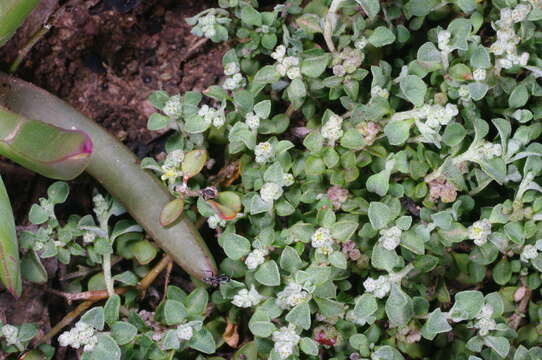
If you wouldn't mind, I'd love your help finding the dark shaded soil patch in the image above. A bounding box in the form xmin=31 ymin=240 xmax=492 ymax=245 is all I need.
xmin=1 ymin=0 xmax=227 ymax=153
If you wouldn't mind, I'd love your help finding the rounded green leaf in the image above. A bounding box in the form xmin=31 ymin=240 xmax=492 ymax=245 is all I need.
xmin=221 ymin=233 xmax=251 ymax=260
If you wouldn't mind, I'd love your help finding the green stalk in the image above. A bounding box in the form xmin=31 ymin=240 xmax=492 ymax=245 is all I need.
xmin=0 ymin=106 xmax=92 ymax=180
xmin=0 ymin=73 xmax=218 ymax=281
xmin=0 ymin=0 xmax=41 ymax=47
xmin=0 ymin=175 xmax=22 ymax=297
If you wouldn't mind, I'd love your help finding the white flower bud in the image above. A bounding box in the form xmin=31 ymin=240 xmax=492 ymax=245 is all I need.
xmin=254 ymin=141 xmax=274 ymax=163
xmin=437 ymin=30 xmax=451 ymax=50
xmin=223 ymin=77 xmax=238 ymax=90
xmin=473 ymin=68 xmax=486 ymax=81
xmin=379 ymin=226 xmax=402 ymax=251
xmin=246 ymin=112 xmax=261 ymax=130
xmin=321 ymin=114 xmax=344 ymax=144
xmin=271 ymin=45 xmax=286 ymax=61
xmin=363 ymin=275 xmax=391 ymax=299
xmin=520 ymin=244 xmax=538 ymax=262
xmin=458 ymin=85 xmax=470 ymax=99
xmin=176 ymin=324 xmax=194 ymax=341
xmin=83 ymin=231 xmax=96 ymax=244
xmin=232 ymin=285 xmax=265 ymax=308
xmin=468 ymin=219 xmax=492 ymax=246
xmin=207 ymin=214 xmax=226 ymax=229
xmin=354 ymin=37 xmax=368 ymax=50
xmin=282 ymin=173 xmax=295 ymax=187
xmin=245 ymin=248 xmax=268 ymax=270
xmin=1 ymin=325 xmax=18 ymax=346
xmin=272 ymin=324 xmax=300 ymax=359
xmin=260 ymin=182 xmax=283 ymax=203
xmin=224 ymin=62 xmax=240 ymax=76
xmin=333 ymin=64 xmax=346 ymax=77
xmin=163 ymin=95 xmax=183 ymax=118
xmin=286 ymin=66 xmax=301 ymax=80
xmin=276 ymin=282 xmax=311 ymax=309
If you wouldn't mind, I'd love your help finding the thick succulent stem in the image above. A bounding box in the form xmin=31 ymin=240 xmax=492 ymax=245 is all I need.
xmin=0 ymin=175 xmax=22 ymax=297
xmin=0 ymin=106 xmax=92 ymax=180
xmin=0 ymin=73 xmax=218 ymax=281
xmin=0 ymin=0 xmax=41 ymax=47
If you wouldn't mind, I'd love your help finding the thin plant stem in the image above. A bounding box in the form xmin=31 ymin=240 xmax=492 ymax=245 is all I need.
xmin=9 ymin=24 xmax=51 ymax=74
xmin=37 ymin=254 xmax=172 ymax=345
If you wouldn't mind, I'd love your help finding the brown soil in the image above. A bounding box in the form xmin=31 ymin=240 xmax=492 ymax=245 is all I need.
xmin=1 ymin=0 xmax=227 ymax=152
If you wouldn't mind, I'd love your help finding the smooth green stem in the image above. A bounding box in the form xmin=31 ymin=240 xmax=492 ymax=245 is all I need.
xmin=0 ymin=72 xmax=218 ymax=281
xmin=9 ymin=24 xmax=51 ymax=74
xmin=0 ymin=0 xmax=41 ymax=47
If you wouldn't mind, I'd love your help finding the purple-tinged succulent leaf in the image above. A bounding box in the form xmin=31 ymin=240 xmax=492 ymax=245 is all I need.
xmin=0 ymin=106 xmax=93 ymax=180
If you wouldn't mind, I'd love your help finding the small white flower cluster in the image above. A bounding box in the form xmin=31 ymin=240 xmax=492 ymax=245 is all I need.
xmin=363 ymin=275 xmax=391 ymax=299
xmin=254 ymin=141 xmax=274 ymax=163
xmin=163 ymin=95 xmax=183 ymax=118
xmin=490 ymin=4 xmax=531 ymax=69
xmin=354 ymin=37 xmax=368 ymax=51
xmin=437 ymin=30 xmax=452 ymax=69
xmin=1 ymin=324 xmax=19 ymax=346
xmin=468 ymin=218 xmax=492 ymax=246
xmin=161 ymin=150 xmax=185 ymax=184
xmin=272 ymin=324 xmax=301 ymax=359
xmin=520 ymin=240 xmax=542 ymax=262
xmin=424 ymin=103 xmax=459 ymax=129
xmin=332 ymin=47 xmax=364 ymax=77
xmin=437 ymin=30 xmax=451 ymax=52
xmin=458 ymin=85 xmax=471 ymax=101
xmin=272 ymin=45 xmax=301 ymax=80
xmin=311 ymin=227 xmax=335 ymax=255
xmin=379 ymin=226 xmax=402 ymax=251
xmin=276 ymin=282 xmax=312 ymax=309
xmin=31 ymin=227 xmax=53 ymax=252
xmin=478 ymin=142 xmax=503 ymax=160
xmin=392 ymin=103 xmax=458 ymax=139
xmin=164 ymin=149 xmax=185 ymax=168
xmin=193 ymin=14 xmax=221 ymax=38
xmin=198 ymin=104 xmax=225 ymax=127
xmin=520 ymin=244 xmax=538 ymax=262
xmin=93 ymin=193 xmax=109 ymax=222
xmin=83 ymin=231 xmax=97 ymax=244
xmin=370 ymin=85 xmax=390 ymax=99
xmin=282 ymin=173 xmax=295 ymax=187
xmin=223 ymin=62 xmax=246 ymax=90
xmin=260 ymin=182 xmax=284 ymax=203
xmin=472 ymin=68 xmax=487 ymax=81
xmin=245 ymin=248 xmax=268 ymax=270
xmin=207 ymin=214 xmax=226 ymax=229
xmin=474 ymin=304 xmax=497 ymax=336
xmin=58 ymin=321 xmax=98 ymax=352
xmin=232 ymin=285 xmax=265 ymax=308
xmin=245 ymin=112 xmax=260 ymax=130
xmin=321 ymin=113 xmax=344 ymax=145
xmin=176 ymin=323 xmax=194 ymax=341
